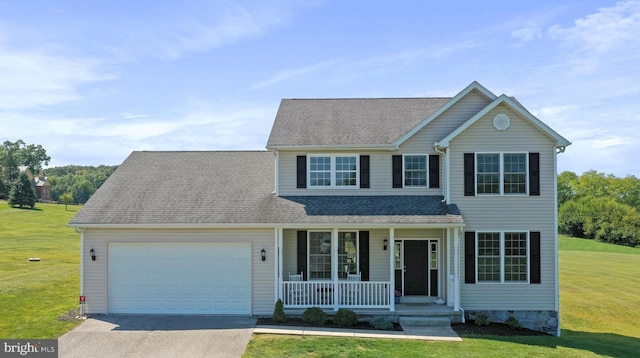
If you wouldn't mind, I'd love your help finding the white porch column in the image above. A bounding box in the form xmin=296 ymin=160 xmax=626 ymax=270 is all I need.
xmin=276 ymin=228 xmax=283 ymax=302
xmin=389 ymin=228 xmax=395 ymax=311
xmin=332 ymin=228 xmax=339 ymax=311
xmin=454 ymin=228 xmax=461 ymax=311
xmin=446 ymin=228 xmax=453 ymax=307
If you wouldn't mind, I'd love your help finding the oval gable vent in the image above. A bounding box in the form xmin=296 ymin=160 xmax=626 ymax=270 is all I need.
xmin=493 ymin=114 xmax=510 ymax=130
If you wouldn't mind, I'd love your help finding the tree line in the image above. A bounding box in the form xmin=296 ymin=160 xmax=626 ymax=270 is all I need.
xmin=46 ymin=165 xmax=117 ymax=204
xmin=558 ymin=170 xmax=640 ymax=247
xmin=1 ymin=140 xmax=116 ymax=207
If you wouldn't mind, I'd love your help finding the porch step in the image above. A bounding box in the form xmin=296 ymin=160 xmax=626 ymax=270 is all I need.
xmin=399 ymin=316 xmax=451 ymax=328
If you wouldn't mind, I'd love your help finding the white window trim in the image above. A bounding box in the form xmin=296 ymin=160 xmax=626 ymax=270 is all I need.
xmin=475 ymin=152 xmax=529 ymax=196
xmin=476 ymin=230 xmax=530 ymax=284
xmin=308 ymin=154 xmax=360 ymax=189
xmin=402 ymin=154 xmax=429 ymax=188
xmin=307 ymin=230 xmax=360 ymax=280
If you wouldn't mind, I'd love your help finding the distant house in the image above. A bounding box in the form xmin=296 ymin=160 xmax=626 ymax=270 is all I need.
xmin=69 ymin=81 xmax=570 ymax=335
xmin=18 ymin=166 xmax=51 ymax=203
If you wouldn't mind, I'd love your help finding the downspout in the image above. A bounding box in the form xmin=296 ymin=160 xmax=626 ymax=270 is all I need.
xmin=75 ymin=227 xmax=86 ymax=315
xmin=273 ymin=150 xmax=279 ymax=196
xmin=433 ymin=143 xmax=448 ymax=204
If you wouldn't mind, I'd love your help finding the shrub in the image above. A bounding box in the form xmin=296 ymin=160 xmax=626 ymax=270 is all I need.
xmin=474 ymin=312 xmax=490 ymax=326
xmin=303 ymin=307 xmax=327 ymax=326
xmin=273 ymin=299 xmax=287 ymax=323
xmin=333 ymin=309 xmax=357 ymax=327
xmin=370 ymin=317 xmax=394 ymax=330
xmin=505 ymin=316 xmax=522 ymax=330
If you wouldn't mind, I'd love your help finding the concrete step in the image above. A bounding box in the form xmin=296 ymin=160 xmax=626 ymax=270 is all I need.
xmin=399 ymin=316 xmax=451 ymax=328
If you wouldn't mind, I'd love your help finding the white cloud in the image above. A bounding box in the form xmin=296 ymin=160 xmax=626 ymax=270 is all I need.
xmin=0 ymin=44 xmax=114 ymax=110
xmin=511 ymin=23 xmax=543 ymax=42
xmin=119 ymin=113 xmax=150 ymax=120
xmin=251 ymin=59 xmax=343 ymax=90
xmin=548 ymin=0 xmax=640 ymax=72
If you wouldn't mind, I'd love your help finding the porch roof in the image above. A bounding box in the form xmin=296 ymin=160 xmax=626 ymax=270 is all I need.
xmin=276 ymin=195 xmax=463 ymax=224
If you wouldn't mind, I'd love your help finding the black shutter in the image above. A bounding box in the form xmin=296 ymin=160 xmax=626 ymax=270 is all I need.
xmin=465 ymin=231 xmax=476 ymax=284
xmin=464 ymin=153 xmax=475 ymax=196
xmin=429 ymin=154 xmax=440 ymax=188
xmin=297 ymin=231 xmax=307 ymax=280
xmin=529 ymin=153 xmax=540 ymax=196
xmin=392 ymin=155 xmax=403 ymax=188
xmin=296 ymin=155 xmax=307 ymax=189
xmin=530 ymin=232 xmax=541 ymax=284
xmin=359 ymin=231 xmax=370 ymax=281
xmin=360 ymin=155 xmax=370 ymax=189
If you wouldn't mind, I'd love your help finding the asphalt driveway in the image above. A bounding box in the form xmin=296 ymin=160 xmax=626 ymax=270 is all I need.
xmin=58 ymin=315 xmax=256 ymax=358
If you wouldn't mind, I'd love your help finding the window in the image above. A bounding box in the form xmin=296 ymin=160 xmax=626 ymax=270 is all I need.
xmin=504 ymin=232 xmax=528 ymax=281
xmin=477 ymin=232 xmax=529 ymax=283
xmin=308 ymin=231 xmax=360 ymax=280
xmin=309 ymin=156 xmax=331 ymax=187
xmin=404 ymin=155 xmax=427 ymax=187
xmin=338 ymin=232 xmax=358 ymax=279
xmin=335 ymin=157 xmax=357 ymax=186
xmin=309 ymin=155 xmax=358 ymax=188
xmin=309 ymin=232 xmax=332 ymax=279
xmin=476 ymin=153 xmax=527 ymax=195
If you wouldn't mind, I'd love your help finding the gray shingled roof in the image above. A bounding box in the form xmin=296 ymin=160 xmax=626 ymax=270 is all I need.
xmin=266 ymin=98 xmax=451 ymax=147
xmin=69 ymin=151 xmax=463 ymax=226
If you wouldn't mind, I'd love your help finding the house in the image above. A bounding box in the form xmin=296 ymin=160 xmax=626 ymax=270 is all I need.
xmin=18 ymin=166 xmax=51 ymax=202
xmin=68 ymin=81 xmax=570 ymax=335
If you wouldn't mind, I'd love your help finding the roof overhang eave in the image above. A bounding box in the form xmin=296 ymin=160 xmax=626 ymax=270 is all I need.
xmin=266 ymin=144 xmax=398 ymax=151
xmin=67 ymin=221 xmax=465 ymax=230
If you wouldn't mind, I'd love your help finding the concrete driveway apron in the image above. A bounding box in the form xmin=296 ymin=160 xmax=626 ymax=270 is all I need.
xmin=58 ymin=315 xmax=256 ymax=358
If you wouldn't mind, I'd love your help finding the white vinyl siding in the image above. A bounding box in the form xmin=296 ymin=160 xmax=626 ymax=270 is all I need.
xmin=81 ymin=228 xmax=275 ymax=315
xmin=450 ymin=103 xmax=558 ymax=310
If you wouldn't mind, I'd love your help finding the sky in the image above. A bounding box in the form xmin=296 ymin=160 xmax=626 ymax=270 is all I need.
xmin=1 ymin=0 xmax=639 ymax=177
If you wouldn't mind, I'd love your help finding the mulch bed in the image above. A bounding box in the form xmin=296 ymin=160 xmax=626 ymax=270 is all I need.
xmin=258 ymin=318 xmax=549 ymax=336
xmin=56 ymin=307 xmax=87 ymax=322
xmin=452 ymin=321 xmax=549 ymax=336
xmin=257 ymin=317 xmax=403 ymax=331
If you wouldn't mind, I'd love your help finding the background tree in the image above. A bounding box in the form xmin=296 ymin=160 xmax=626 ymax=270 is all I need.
xmin=46 ymin=165 xmax=116 ymax=203
xmin=558 ymin=170 xmax=640 ymax=247
xmin=8 ymin=172 xmax=38 ymax=208
xmin=71 ymin=179 xmax=95 ymax=204
xmin=60 ymin=192 xmax=74 ymax=210
xmin=0 ymin=139 xmax=51 ymax=185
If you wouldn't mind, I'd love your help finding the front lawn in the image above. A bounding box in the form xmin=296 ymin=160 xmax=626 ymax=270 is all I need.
xmin=0 ymin=203 xmax=82 ymax=338
xmin=243 ymin=235 xmax=640 ymax=357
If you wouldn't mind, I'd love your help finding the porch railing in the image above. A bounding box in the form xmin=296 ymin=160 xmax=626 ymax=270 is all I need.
xmin=282 ymin=281 xmax=391 ymax=309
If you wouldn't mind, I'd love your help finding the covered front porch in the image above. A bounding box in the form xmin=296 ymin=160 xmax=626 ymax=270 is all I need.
xmin=274 ymin=226 xmax=464 ymax=313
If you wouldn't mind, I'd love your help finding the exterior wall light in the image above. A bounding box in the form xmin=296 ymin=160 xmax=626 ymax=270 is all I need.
xmin=383 ymin=238 xmax=388 ymax=251
xmin=90 ymin=248 xmax=96 ymax=261
xmin=261 ymin=248 xmax=266 ymax=261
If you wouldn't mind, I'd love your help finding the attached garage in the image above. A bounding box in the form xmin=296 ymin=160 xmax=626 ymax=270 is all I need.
xmin=108 ymin=242 xmax=251 ymax=314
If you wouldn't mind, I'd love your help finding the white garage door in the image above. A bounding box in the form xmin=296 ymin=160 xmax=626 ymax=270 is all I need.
xmin=108 ymin=243 xmax=251 ymax=314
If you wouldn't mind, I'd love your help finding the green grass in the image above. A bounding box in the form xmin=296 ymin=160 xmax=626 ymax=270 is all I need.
xmin=243 ymin=235 xmax=640 ymax=357
xmin=0 ymin=202 xmax=82 ymax=338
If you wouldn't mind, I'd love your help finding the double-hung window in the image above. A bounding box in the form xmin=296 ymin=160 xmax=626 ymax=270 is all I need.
xmin=309 ymin=155 xmax=358 ymax=188
xmin=308 ymin=231 xmax=359 ymax=280
xmin=476 ymin=153 xmax=527 ymax=195
xmin=309 ymin=232 xmax=332 ymax=279
xmin=477 ymin=232 xmax=529 ymax=283
xmin=404 ymin=155 xmax=427 ymax=187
